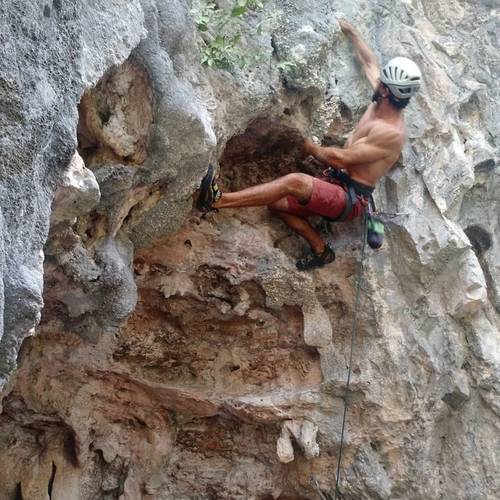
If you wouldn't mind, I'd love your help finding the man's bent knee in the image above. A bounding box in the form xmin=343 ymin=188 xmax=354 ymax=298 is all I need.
xmin=268 ymin=197 xmax=289 ymax=213
xmin=283 ymin=173 xmax=311 ymax=188
xmin=282 ymin=173 xmax=314 ymax=201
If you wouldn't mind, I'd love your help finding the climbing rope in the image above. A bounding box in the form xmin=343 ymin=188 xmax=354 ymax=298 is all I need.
xmin=334 ymin=212 xmax=369 ymax=500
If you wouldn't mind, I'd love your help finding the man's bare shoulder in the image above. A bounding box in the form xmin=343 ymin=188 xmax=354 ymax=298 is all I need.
xmin=350 ymin=120 xmax=403 ymax=147
xmin=367 ymin=120 xmax=405 ymax=147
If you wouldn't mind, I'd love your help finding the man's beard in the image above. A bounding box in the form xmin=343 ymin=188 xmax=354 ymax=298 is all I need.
xmin=372 ymin=90 xmax=383 ymax=104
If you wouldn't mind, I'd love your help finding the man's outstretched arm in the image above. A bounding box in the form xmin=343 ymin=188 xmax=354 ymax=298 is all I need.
xmin=339 ymin=19 xmax=380 ymax=90
xmin=303 ymin=126 xmax=400 ymax=169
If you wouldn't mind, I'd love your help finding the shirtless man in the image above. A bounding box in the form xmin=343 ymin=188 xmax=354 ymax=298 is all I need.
xmin=196 ymin=20 xmax=422 ymax=270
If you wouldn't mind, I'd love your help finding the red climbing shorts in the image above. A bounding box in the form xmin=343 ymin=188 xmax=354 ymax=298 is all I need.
xmin=286 ymin=177 xmax=368 ymax=220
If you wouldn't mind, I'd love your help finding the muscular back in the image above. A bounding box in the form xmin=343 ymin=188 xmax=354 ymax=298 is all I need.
xmin=343 ymin=103 xmax=406 ymax=186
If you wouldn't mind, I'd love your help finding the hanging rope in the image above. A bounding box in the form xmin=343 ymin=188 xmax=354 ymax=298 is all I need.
xmin=334 ymin=212 xmax=369 ymax=500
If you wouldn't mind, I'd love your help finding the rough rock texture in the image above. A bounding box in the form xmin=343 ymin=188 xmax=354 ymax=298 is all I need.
xmin=0 ymin=0 xmax=499 ymax=499
xmin=0 ymin=0 xmax=146 ymax=388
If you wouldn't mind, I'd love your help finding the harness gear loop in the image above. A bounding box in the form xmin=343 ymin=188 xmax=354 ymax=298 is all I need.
xmin=334 ymin=211 xmax=369 ymax=500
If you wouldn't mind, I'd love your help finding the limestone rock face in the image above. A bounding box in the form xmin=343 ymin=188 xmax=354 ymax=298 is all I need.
xmin=0 ymin=0 xmax=146 ymax=388
xmin=51 ymin=152 xmax=101 ymax=225
xmin=0 ymin=1 xmax=499 ymax=499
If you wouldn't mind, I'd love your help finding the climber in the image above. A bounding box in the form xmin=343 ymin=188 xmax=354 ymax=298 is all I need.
xmin=196 ymin=19 xmax=422 ymax=270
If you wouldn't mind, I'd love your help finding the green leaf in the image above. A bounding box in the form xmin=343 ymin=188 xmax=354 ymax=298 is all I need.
xmin=231 ymin=6 xmax=247 ymax=17
xmin=213 ymin=35 xmax=225 ymax=47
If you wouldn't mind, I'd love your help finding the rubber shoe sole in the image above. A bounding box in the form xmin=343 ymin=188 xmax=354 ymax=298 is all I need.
xmin=196 ymin=164 xmax=220 ymax=212
xmin=296 ymin=244 xmax=336 ymax=271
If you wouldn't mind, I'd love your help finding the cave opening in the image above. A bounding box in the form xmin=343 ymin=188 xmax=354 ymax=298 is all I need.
xmin=218 ymin=116 xmax=315 ymax=193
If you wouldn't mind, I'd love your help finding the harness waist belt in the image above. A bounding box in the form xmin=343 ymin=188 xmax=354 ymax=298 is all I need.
xmin=324 ymin=168 xmax=375 ymax=198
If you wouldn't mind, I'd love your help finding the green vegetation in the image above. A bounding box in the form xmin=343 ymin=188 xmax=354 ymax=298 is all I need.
xmin=193 ymin=0 xmax=299 ymax=77
xmin=193 ymin=0 xmax=265 ymax=70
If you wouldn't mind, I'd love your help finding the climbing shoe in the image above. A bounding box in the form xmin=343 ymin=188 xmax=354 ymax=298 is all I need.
xmin=196 ymin=163 xmax=222 ymax=212
xmin=296 ymin=243 xmax=336 ymax=271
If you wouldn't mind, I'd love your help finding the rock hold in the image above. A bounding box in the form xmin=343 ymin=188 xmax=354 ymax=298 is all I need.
xmin=277 ymin=419 xmax=320 ymax=463
xmin=51 ymin=152 xmax=101 ymax=224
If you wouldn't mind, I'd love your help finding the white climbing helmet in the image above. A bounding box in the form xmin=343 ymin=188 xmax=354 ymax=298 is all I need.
xmin=380 ymin=57 xmax=422 ymax=99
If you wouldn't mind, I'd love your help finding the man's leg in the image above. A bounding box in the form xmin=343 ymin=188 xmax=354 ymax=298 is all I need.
xmin=268 ymin=198 xmax=326 ymax=254
xmin=212 ymin=173 xmax=314 ymax=209
xmin=197 ymin=167 xmax=335 ymax=269
xmin=268 ymin=198 xmax=335 ymax=270
xmin=211 ymin=173 xmax=326 ymax=254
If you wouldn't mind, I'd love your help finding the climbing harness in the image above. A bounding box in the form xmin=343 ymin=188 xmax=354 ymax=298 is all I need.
xmin=334 ymin=211 xmax=369 ymax=499
xmin=322 ymin=167 xmax=374 ymax=223
xmin=321 ymin=166 xmax=386 ymax=252
xmin=323 ymin=167 xmax=375 ymax=198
